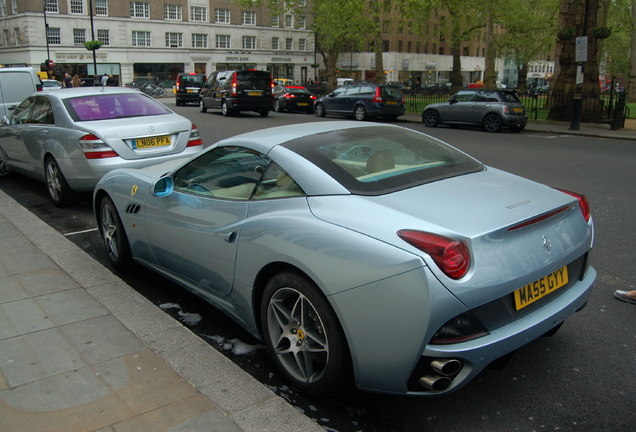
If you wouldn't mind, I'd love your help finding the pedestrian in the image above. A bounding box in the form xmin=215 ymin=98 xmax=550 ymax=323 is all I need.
xmin=72 ymin=74 xmax=81 ymax=88
xmin=106 ymin=74 xmax=116 ymax=86
xmin=101 ymin=73 xmax=108 ymax=86
xmin=63 ymin=72 xmax=72 ymax=88
xmin=614 ymin=289 xmax=636 ymax=304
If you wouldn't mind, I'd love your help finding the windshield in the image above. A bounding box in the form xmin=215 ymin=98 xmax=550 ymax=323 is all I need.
xmin=283 ymin=126 xmax=484 ymax=195
xmin=66 ymin=93 xmax=171 ymax=121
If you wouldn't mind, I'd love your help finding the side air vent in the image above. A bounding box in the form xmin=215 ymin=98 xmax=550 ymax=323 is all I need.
xmin=125 ymin=203 xmax=141 ymax=214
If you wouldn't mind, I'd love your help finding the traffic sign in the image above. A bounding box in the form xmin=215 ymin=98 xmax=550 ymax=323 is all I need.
xmin=47 ymin=60 xmax=55 ymax=68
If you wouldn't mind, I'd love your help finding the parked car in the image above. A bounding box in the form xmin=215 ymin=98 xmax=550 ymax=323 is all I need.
xmin=199 ymin=69 xmax=273 ymax=117
xmin=93 ymin=121 xmax=595 ymax=397
xmin=0 ymin=66 xmax=42 ymax=118
xmin=274 ymin=78 xmax=295 ymax=86
xmin=0 ymin=87 xmax=203 ymax=207
xmin=273 ymin=85 xmax=316 ymax=113
xmin=41 ymin=79 xmax=63 ymax=91
xmin=422 ymin=89 xmax=528 ymax=132
xmin=314 ymin=83 xmax=405 ymax=121
xmin=174 ymin=72 xmax=206 ymax=106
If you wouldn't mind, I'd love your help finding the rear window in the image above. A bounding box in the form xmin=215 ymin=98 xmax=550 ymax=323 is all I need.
xmin=283 ymin=126 xmax=484 ymax=195
xmin=236 ymin=71 xmax=271 ymax=90
xmin=502 ymin=92 xmax=522 ymax=103
xmin=179 ymin=74 xmax=205 ymax=86
xmin=66 ymin=93 xmax=171 ymax=121
xmin=381 ymin=86 xmax=403 ymax=99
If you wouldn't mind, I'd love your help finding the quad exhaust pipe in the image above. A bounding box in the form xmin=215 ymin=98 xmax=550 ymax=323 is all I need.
xmin=419 ymin=358 xmax=463 ymax=392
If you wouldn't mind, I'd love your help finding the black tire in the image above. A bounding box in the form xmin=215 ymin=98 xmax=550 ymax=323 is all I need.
xmin=99 ymin=195 xmax=132 ymax=270
xmin=422 ymin=110 xmax=440 ymax=127
xmin=354 ymin=105 xmax=367 ymax=121
xmin=274 ymin=99 xmax=283 ymax=112
xmin=509 ymin=124 xmax=525 ymax=133
xmin=45 ymin=156 xmax=75 ymax=207
xmin=484 ymin=113 xmax=503 ymax=132
xmin=315 ymin=102 xmax=326 ymax=117
xmin=222 ymin=100 xmax=231 ymax=116
xmin=198 ymin=99 xmax=207 ymax=113
xmin=261 ymin=272 xmax=352 ymax=397
xmin=260 ymin=109 xmax=269 ymax=117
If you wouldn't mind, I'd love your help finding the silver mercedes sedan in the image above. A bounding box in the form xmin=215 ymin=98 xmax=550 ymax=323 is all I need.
xmin=93 ymin=121 xmax=595 ymax=396
xmin=0 ymin=87 xmax=203 ymax=206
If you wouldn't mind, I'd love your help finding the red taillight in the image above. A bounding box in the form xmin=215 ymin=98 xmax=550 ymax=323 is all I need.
xmin=187 ymin=123 xmax=203 ymax=147
xmin=556 ymin=188 xmax=591 ymax=222
xmin=232 ymin=73 xmax=237 ymax=96
xmin=310 ymin=95 xmax=317 ymax=100
xmin=79 ymin=134 xmax=118 ymax=159
xmin=372 ymin=87 xmax=382 ymax=103
xmin=397 ymin=230 xmax=470 ymax=279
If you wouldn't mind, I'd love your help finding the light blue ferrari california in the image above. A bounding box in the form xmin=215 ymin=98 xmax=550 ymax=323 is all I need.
xmin=93 ymin=121 xmax=595 ymax=396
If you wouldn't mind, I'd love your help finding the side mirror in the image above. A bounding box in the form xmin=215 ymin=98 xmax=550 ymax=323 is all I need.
xmin=1 ymin=116 xmax=8 ymax=125
xmin=153 ymin=176 xmax=174 ymax=198
xmin=448 ymin=97 xmax=457 ymax=104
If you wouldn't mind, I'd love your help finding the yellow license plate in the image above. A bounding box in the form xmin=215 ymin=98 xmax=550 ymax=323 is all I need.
xmin=514 ymin=266 xmax=569 ymax=310
xmin=133 ymin=135 xmax=171 ymax=149
xmin=514 ymin=107 xmax=523 ymax=113
xmin=248 ymin=91 xmax=261 ymax=96
xmin=386 ymin=101 xmax=398 ymax=105
xmin=187 ymin=88 xmax=196 ymax=93
xmin=297 ymin=102 xmax=308 ymax=106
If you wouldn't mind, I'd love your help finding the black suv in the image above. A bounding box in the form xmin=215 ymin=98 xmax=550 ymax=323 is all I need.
xmin=175 ymin=73 xmax=206 ymax=106
xmin=198 ymin=70 xmax=273 ymax=117
xmin=314 ymin=83 xmax=405 ymax=121
xmin=422 ymin=89 xmax=528 ymax=132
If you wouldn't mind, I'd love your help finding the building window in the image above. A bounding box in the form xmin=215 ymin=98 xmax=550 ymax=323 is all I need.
xmin=298 ymin=16 xmax=306 ymax=29
xmin=192 ymin=33 xmax=207 ymax=48
xmin=44 ymin=0 xmax=58 ymax=13
xmin=382 ymin=40 xmax=389 ymax=52
xmin=285 ymin=38 xmax=293 ymax=50
xmin=73 ymin=28 xmax=86 ymax=45
xmin=190 ymin=6 xmax=206 ymax=21
xmin=0 ymin=0 xmax=6 ymax=16
xmin=47 ymin=27 xmax=61 ymax=45
xmin=271 ymin=36 xmax=279 ymax=50
xmin=463 ymin=46 xmax=469 ymax=56
xmin=130 ymin=2 xmax=149 ymax=18
xmin=3 ymin=29 xmax=9 ymax=46
xmin=284 ymin=14 xmax=293 ymax=28
xmin=13 ymin=28 xmax=20 ymax=45
xmin=382 ymin=20 xmax=389 ymax=33
xmin=242 ymin=11 xmax=256 ymax=25
xmin=95 ymin=0 xmax=107 ymax=16
xmin=215 ymin=9 xmax=230 ymax=23
xmin=70 ymin=0 xmax=83 ymax=14
xmin=271 ymin=15 xmax=279 ymax=27
xmin=299 ymin=38 xmax=306 ymax=51
xmin=407 ymin=41 xmax=412 ymax=53
xmin=164 ymin=4 xmax=182 ymax=20
xmin=97 ymin=29 xmax=110 ymax=45
xmin=408 ymin=22 xmax=413 ymax=34
xmin=242 ymin=35 xmax=256 ymax=49
xmin=439 ymin=46 xmax=445 ymax=55
xmin=132 ymin=30 xmax=151 ymax=46
xmin=216 ymin=34 xmax=230 ymax=48
xmin=398 ymin=40 xmax=403 ymax=52
xmin=165 ymin=32 xmax=182 ymax=47
xmin=11 ymin=0 xmax=17 ymax=14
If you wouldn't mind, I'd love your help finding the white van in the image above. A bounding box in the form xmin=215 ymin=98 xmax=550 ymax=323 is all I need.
xmin=337 ymin=78 xmax=354 ymax=86
xmin=0 ymin=67 xmax=42 ymax=118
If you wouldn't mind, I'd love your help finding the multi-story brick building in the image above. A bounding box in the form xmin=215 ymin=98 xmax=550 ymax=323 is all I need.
xmin=1 ymin=0 xmax=316 ymax=85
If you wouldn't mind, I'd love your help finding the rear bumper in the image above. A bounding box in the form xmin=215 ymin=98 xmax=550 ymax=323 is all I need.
xmin=227 ymin=98 xmax=273 ymax=112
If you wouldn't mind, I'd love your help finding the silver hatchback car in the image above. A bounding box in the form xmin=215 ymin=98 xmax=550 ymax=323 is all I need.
xmin=422 ymin=89 xmax=528 ymax=132
xmin=0 ymin=87 xmax=203 ymax=206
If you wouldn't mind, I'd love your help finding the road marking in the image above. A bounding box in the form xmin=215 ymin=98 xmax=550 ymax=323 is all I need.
xmin=64 ymin=228 xmax=99 ymax=236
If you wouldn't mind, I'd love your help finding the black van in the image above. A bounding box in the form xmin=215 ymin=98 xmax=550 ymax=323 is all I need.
xmin=175 ymin=73 xmax=206 ymax=106
xmin=198 ymin=70 xmax=273 ymax=117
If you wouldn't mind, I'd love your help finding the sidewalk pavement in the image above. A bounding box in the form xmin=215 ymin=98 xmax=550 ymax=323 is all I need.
xmin=0 ymin=117 xmax=634 ymax=432
xmin=399 ymin=113 xmax=636 ymax=141
xmin=0 ymin=189 xmax=322 ymax=432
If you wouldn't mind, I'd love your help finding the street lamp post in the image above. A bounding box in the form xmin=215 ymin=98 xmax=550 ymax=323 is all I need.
xmin=43 ymin=1 xmax=51 ymax=77
xmin=88 ymin=0 xmax=98 ymax=83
